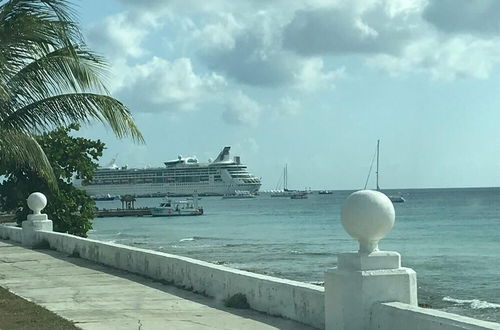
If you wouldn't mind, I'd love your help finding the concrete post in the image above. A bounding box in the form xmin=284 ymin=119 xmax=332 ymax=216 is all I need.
xmin=22 ymin=192 xmax=53 ymax=247
xmin=325 ymin=190 xmax=417 ymax=330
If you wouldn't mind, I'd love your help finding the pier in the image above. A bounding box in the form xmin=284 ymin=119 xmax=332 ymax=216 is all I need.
xmin=1 ymin=191 xmax=499 ymax=329
xmin=96 ymin=208 xmax=151 ymax=217
xmin=96 ymin=194 xmax=151 ymax=217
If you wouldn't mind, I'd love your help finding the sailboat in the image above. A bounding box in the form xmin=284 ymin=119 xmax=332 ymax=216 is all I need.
xmin=271 ymin=164 xmax=291 ymax=197
xmin=270 ymin=164 xmax=309 ymax=199
xmin=367 ymin=140 xmax=405 ymax=203
xmin=271 ymin=164 xmax=307 ymax=199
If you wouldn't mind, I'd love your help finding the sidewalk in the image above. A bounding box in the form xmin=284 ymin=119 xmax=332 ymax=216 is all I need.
xmin=0 ymin=240 xmax=315 ymax=330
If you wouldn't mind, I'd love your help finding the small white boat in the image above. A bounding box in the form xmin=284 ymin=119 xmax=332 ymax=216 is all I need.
xmin=389 ymin=195 xmax=405 ymax=203
xmin=318 ymin=190 xmax=333 ymax=195
xmin=150 ymin=198 xmax=203 ymax=217
xmin=222 ymin=190 xmax=256 ymax=199
xmin=91 ymin=193 xmax=119 ymax=201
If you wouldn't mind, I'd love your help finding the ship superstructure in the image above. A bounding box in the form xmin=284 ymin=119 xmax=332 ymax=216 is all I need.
xmin=75 ymin=147 xmax=261 ymax=197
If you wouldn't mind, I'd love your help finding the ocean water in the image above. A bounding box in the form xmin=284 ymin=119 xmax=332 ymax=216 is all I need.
xmin=88 ymin=188 xmax=500 ymax=323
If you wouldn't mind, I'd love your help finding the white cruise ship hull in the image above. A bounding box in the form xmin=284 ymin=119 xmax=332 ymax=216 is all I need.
xmin=78 ymin=181 xmax=260 ymax=197
xmin=75 ymin=147 xmax=261 ymax=197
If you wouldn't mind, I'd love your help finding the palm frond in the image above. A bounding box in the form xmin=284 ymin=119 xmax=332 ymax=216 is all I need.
xmin=0 ymin=128 xmax=57 ymax=189
xmin=0 ymin=0 xmax=144 ymax=189
xmin=1 ymin=93 xmax=144 ymax=142
xmin=5 ymin=45 xmax=109 ymax=108
xmin=0 ymin=0 xmax=82 ymax=83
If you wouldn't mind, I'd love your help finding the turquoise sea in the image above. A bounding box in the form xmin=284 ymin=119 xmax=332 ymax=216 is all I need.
xmin=88 ymin=188 xmax=500 ymax=323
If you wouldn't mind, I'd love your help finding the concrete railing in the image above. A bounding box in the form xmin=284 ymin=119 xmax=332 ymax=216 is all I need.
xmin=0 ymin=193 xmax=324 ymax=329
xmin=0 ymin=224 xmax=22 ymax=243
xmin=1 ymin=191 xmax=500 ymax=330
xmin=371 ymin=302 xmax=500 ymax=330
xmin=34 ymin=230 xmax=325 ymax=328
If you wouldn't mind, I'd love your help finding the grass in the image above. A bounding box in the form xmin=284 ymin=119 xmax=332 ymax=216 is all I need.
xmin=0 ymin=286 xmax=78 ymax=330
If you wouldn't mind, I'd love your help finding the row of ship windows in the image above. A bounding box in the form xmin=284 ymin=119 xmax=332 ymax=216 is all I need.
xmin=99 ymin=167 xmax=249 ymax=177
xmin=94 ymin=177 xmax=224 ymax=184
xmin=97 ymin=172 xmax=238 ymax=178
xmin=96 ymin=174 xmax=223 ymax=180
xmin=92 ymin=178 xmax=260 ymax=185
xmin=98 ymin=172 xmax=218 ymax=178
xmin=95 ymin=173 xmax=258 ymax=180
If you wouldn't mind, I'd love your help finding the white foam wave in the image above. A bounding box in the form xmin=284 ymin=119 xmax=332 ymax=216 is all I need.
xmin=180 ymin=237 xmax=195 ymax=242
xmin=443 ymin=296 xmax=500 ymax=309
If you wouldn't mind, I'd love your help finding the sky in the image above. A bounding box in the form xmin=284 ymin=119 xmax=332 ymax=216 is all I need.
xmin=75 ymin=0 xmax=500 ymax=190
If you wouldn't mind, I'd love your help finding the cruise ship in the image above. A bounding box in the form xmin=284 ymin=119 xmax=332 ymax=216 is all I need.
xmin=75 ymin=147 xmax=261 ymax=197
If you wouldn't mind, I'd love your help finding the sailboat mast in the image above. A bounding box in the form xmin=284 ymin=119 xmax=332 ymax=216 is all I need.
xmin=376 ymin=139 xmax=380 ymax=191
xmin=284 ymin=164 xmax=288 ymax=190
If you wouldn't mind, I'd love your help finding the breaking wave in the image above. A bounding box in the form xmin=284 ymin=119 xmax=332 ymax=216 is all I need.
xmin=443 ymin=297 xmax=500 ymax=309
xmin=179 ymin=236 xmax=226 ymax=242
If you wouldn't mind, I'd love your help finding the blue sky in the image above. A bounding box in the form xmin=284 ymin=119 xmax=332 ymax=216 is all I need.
xmin=76 ymin=0 xmax=500 ymax=190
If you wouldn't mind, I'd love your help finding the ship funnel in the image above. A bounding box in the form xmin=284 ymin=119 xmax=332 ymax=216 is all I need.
xmin=214 ymin=147 xmax=231 ymax=162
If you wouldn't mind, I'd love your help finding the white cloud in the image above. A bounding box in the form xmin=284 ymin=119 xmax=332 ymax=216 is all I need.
xmin=197 ymin=12 xmax=343 ymax=90
xmin=87 ymin=12 xmax=154 ymax=60
xmin=368 ymin=35 xmax=500 ymax=80
xmin=222 ymin=91 xmax=262 ymax=126
xmin=193 ymin=13 xmax=242 ymax=50
xmin=87 ymin=0 xmax=500 ymax=123
xmin=294 ymin=59 xmax=344 ymax=91
xmin=117 ymin=57 xmax=227 ymax=113
xmin=282 ymin=2 xmax=417 ymax=56
xmin=87 ymin=1 xmax=344 ymax=92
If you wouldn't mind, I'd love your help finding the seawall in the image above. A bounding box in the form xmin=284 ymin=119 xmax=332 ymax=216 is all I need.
xmin=0 ymin=224 xmax=325 ymax=329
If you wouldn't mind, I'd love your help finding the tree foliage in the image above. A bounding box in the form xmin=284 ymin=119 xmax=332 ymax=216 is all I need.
xmin=0 ymin=0 xmax=143 ymax=188
xmin=0 ymin=124 xmax=104 ymax=237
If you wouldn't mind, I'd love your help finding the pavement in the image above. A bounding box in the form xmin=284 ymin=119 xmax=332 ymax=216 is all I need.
xmin=0 ymin=240 xmax=316 ymax=330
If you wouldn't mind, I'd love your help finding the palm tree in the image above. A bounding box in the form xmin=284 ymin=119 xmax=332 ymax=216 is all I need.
xmin=0 ymin=0 xmax=143 ymax=187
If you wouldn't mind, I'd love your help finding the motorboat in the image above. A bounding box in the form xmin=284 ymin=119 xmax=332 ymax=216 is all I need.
xmin=389 ymin=195 xmax=405 ymax=203
xmin=222 ymin=190 xmax=257 ymax=199
xmin=318 ymin=190 xmax=333 ymax=195
xmin=91 ymin=194 xmax=119 ymax=201
xmin=150 ymin=198 xmax=203 ymax=217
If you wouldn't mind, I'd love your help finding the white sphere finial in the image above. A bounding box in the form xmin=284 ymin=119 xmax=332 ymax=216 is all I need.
xmin=341 ymin=190 xmax=395 ymax=254
xmin=27 ymin=192 xmax=47 ymax=215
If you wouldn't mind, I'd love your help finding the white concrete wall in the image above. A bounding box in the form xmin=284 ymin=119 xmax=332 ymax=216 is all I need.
xmin=3 ymin=223 xmax=499 ymax=330
xmin=371 ymin=302 xmax=500 ymax=330
xmin=0 ymin=224 xmax=22 ymax=243
xmin=32 ymin=230 xmax=325 ymax=329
